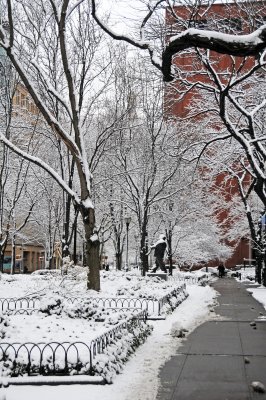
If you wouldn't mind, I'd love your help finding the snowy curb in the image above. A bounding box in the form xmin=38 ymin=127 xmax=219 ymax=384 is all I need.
xmin=0 ymin=375 xmax=105 ymax=386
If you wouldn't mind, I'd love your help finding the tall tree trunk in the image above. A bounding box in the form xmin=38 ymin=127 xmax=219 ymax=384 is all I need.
xmin=0 ymin=249 xmax=4 ymax=273
xmin=116 ymin=235 xmax=123 ymax=270
xmin=73 ymin=220 xmax=77 ymax=264
xmin=140 ymin=229 xmax=148 ymax=276
xmin=81 ymin=206 xmax=100 ymax=291
xmin=11 ymin=235 xmax=16 ymax=275
xmin=116 ymin=251 xmax=122 ymax=270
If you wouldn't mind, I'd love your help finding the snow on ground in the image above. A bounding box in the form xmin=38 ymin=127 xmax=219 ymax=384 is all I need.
xmin=3 ymin=278 xmax=218 ymax=400
xmin=235 ymin=267 xmax=266 ymax=314
xmin=3 ymin=267 xmax=266 ymax=400
xmin=3 ymin=313 xmax=109 ymax=343
xmin=248 ymin=286 xmax=266 ymax=308
xmin=0 ymin=268 xmax=188 ymax=298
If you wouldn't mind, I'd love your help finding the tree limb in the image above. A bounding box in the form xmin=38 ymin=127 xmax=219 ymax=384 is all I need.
xmin=163 ymin=25 xmax=266 ymax=81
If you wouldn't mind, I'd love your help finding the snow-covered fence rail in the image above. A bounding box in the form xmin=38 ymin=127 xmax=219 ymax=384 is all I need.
xmin=65 ymin=284 xmax=187 ymax=316
xmin=66 ymin=296 xmax=163 ymax=315
xmin=168 ymin=275 xmax=210 ymax=285
xmin=0 ymin=310 xmax=149 ymax=380
xmin=0 ymin=283 xmax=187 ymax=317
xmin=0 ymin=297 xmax=40 ymax=313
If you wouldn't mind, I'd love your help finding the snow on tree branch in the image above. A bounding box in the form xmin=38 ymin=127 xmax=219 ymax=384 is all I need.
xmin=163 ymin=25 xmax=266 ymax=81
xmin=91 ymin=1 xmax=266 ymax=83
xmin=0 ymin=132 xmax=81 ymax=205
xmin=90 ymin=0 xmax=162 ymax=72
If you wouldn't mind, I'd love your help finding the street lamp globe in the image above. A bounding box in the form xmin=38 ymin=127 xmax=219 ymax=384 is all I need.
xmin=124 ymin=216 xmax=131 ymax=225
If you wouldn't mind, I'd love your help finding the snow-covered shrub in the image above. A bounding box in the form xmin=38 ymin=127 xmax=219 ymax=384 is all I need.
xmin=87 ymin=319 xmax=153 ymax=383
xmin=115 ymin=273 xmax=185 ymax=300
xmin=65 ymin=300 xmax=134 ymax=327
xmin=0 ymin=314 xmax=10 ymax=339
xmin=38 ymin=295 xmax=135 ymax=327
xmin=160 ymin=287 xmax=189 ymax=315
xmin=39 ymin=296 xmax=64 ymax=315
xmin=65 ymin=299 xmax=99 ymax=319
xmin=66 ymin=266 xmax=88 ymax=281
xmin=2 ymin=275 xmax=16 ymax=283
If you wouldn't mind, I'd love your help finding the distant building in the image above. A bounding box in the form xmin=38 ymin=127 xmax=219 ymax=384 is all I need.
xmin=3 ymin=242 xmax=46 ymax=273
xmin=165 ymin=1 xmax=266 ymax=267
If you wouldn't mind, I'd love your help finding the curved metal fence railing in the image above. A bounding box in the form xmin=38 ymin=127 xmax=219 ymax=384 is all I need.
xmin=0 ymin=297 xmax=41 ymax=313
xmin=0 ymin=284 xmax=187 ymax=316
xmin=0 ymin=309 xmax=147 ymax=377
xmin=168 ymin=275 xmax=210 ymax=285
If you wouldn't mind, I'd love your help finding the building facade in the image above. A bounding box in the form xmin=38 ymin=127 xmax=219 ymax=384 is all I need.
xmin=3 ymin=243 xmax=46 ymax=273
xmin=165 ymin=1 xmax=266 ymax=267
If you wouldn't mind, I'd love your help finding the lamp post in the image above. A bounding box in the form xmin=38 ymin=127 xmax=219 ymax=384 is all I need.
xmin=261 ymin=212 xmax=266 ymax=286
xmin=124 ymin=216 xmax=131 ymax=271
xmin=134 ymin=233 xmax=139 ymax=269
xmin=166 ymin=200 xmax=174 ymax=276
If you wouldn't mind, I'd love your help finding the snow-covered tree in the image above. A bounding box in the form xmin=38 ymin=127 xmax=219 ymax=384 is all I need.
xmin=0 ymin=1 xmax=122 ymax=290
xmin=91 ymin=0 xmax=266 ymax=82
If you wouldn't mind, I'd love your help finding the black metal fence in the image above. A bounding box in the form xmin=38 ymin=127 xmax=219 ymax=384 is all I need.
xmin=0 ymin=309 xmax=147 ymax=377
xmin=0 ymin=284 xmax=187 ymax=316
xmin=0 ymin=297 xmax=40 ymax=313
xmin=168 ymin=275 xmax=209 ymax=285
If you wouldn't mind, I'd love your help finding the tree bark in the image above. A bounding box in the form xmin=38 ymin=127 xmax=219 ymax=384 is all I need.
xmin=162 ymin=26 xmax=266 ymax=82
xmin=81 ymin=206 xmax=100 ymax=291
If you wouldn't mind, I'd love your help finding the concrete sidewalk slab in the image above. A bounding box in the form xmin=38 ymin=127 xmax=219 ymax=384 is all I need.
xmin=156 ymin=278 xmax=266 ymax=400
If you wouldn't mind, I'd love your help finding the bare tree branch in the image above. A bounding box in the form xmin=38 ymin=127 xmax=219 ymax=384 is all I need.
xmin=163 ymin=25 xmax=266 ymax=81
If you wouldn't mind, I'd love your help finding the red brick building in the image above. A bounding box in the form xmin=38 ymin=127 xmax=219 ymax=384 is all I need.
xmin=165 ymin=1 xmax=266 ymax=267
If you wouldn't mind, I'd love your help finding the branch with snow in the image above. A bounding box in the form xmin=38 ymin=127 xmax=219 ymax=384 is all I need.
xmin=91 ymin=1 xmax=266 ymax=83
xmin=163 ymin=25 xmax=266 ymax=81
xmin=0 ymin=132 xmax=81 ymax=205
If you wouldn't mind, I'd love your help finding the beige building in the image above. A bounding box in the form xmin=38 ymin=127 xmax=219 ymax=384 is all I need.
xmin=4 ymin=243 xmax=46 ymax=273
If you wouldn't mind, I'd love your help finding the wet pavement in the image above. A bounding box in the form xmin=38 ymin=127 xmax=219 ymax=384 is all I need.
xmin=156 ymin=278 xmax=266 ymax=400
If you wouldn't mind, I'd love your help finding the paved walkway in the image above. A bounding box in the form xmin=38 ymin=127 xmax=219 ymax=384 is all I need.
xmin=156 ymin=278 xmax=266 ymax=400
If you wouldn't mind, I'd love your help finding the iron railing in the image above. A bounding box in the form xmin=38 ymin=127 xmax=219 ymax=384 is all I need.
xmin=0 ymin=284 xmax=187 ymax=316
xmin=0 ymin=309 xmax=147 ymax=377
xmin=0 ymin=297 xmax=40 ymax=313
xmin=168 ymin=275 xmax=209 ymax=285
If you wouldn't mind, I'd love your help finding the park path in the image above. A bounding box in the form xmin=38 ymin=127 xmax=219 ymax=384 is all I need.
xmin=156 ymin=277 xmax=266 ymax=400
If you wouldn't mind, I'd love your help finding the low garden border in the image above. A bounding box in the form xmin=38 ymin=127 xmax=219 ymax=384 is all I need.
xmin=0 ymin=283 xmax=187 ymax=316
xmin=168 ymin=275 xmax=210 ymax=285
xmin=0 ymin=309 xmax=149 ymax=379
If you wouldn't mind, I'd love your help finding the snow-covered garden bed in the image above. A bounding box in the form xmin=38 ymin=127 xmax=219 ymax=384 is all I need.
xmin=0 ymin=269 xmax=190 ymax=382
xmin=0 ymin=270 xmax=188 ymax=317
xmin=0 ymin=301 xmax=151 ymax=382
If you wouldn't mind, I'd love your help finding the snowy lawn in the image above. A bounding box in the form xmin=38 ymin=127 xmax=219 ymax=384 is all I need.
xmin=0 ymin=269 xmax=189 ymax=317
xmin=0 ymin=269 xmax=189 ymax=382
xmin=4 ymin=283 xmax=218 ymax=400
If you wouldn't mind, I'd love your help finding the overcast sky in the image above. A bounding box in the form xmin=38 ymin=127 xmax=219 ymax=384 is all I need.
xmin=97 ymin=0 xmax=150 ymax=35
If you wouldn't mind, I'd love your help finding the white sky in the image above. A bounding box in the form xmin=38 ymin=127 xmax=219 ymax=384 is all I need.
xmin=97 ymin=0 xmax=150 ymax=35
